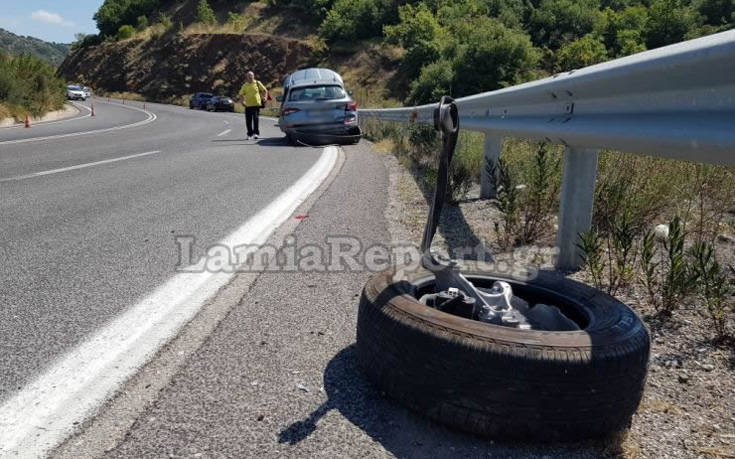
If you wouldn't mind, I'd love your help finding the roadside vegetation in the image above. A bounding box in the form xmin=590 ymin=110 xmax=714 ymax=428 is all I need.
xmin=0 ymin=52 xmax=66 ymax=120
xmin=363 ymin=119 xmax=735 ymax=343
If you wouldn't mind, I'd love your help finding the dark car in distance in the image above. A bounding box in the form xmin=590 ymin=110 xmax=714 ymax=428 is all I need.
xmin=189 ymin=92 xmax=214 ymax=109
xmin=206 ymin=96 xmax=235 ymax=112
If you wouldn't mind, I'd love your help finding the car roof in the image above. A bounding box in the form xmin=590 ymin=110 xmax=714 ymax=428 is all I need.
xmin=283 ymin=68 xmax=343 ymax=89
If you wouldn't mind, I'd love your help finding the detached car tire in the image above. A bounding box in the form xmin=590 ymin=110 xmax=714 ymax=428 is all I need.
xmin=356 ymin=264 xmax=650 ymax=441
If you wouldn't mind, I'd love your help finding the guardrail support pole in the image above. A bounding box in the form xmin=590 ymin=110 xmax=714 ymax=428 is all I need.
xmin=480 ymin=134 xmax=503 ymax=199
xmin=556 ymin=147 xmax=599 ymax=271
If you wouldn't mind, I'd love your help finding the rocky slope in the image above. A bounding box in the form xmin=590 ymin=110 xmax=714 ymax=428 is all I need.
xmin=58 ymin=32 xmax=318 ymax=100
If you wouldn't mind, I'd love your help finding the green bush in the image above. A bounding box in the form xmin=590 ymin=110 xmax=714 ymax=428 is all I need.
xmin=645 ymin=0 xmax=703 ymax=49
xmin=448 ymin=18 xmax=538 ymax=97
xmin=136 ymin=15 xmax=149 ymax=31
xmin=408 ymin=59 xmax=454 ymax=105
xmin=528 ymin=0 xmax=602 ymax=49
xmin=320 ymin=0 xmax=396 ymax=41
xmin=556 ymin=34 xmax=608 ymax=70
xmin=158 ymin=12 xmax=173 ymax=30
xmin=117 ymin=24 xmax=136 ymax=39
xmin=197 ymin=0 xmax=217 ymax=25
xmin=226 ymin=12 xmax=248 ymax=29
xmin=596 ymin=6 xmax=648 ymax=57
xmin=0 ymin=52 xmax=65 ymax=118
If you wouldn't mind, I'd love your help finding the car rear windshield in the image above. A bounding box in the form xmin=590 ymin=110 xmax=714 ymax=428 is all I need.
xmin=198 ymin=93 xmax=213 ymax=98
xmin=288 ymin=85 xmax=346 ymax=101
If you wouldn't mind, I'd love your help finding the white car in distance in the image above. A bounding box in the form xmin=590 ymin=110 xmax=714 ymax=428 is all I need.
xmin=66 ymin=85 xmax=87 ymax=101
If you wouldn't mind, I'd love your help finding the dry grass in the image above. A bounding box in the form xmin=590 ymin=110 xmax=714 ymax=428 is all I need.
xmin=0 ymin=103 xmax=11 ymax=120
xmin=0 ymin=102 xmax=32 ymax=121
xmin=372 ymin=138 xmax=395 ymax=155
xmin=182 ymin=22 xmax=252 ymax=36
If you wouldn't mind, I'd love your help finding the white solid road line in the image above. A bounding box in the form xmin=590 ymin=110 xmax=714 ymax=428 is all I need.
xmin=0 ymin=146 xmax=339 ymax=459
xmin=0 ymin=151 xmax=161 ymax=183
xmin=217 ymin=128 xmax=232 ymax=137
xmin=0 ymin=102 xmax=157 ymax=145
xmin=0 ymin=102 xmax=92 ymax=130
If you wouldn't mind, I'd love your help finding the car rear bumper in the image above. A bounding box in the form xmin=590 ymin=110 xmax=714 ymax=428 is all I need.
xmin=282 ymin=123 xmax=361 ymax=144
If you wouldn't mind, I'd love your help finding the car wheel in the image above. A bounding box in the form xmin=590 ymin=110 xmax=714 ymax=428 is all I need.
xmin=357 ymin=263 xmax=650 ymax=441
xmin=286 ymin=133 xmax=298 ymax=146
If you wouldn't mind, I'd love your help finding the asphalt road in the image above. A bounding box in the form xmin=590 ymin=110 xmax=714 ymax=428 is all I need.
xmin=89 ymin=143 xmax=611 ymax=459
xmin=0 ymin=99 xmax=323 ymax=402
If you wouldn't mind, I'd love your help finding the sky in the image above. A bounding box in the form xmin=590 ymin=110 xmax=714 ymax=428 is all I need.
xmin=0 ymin=0 xmax=103 ymax=43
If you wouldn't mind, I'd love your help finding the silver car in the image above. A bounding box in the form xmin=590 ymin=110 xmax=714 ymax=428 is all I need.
xmin=277 ymin=68 xmax=360 ymax=145
xmin=66 ymin=85 xmax=87 ymax=101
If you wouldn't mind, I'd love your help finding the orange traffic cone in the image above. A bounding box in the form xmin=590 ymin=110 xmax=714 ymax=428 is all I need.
xmin=24 ymin=114 xmax=30 ymax=128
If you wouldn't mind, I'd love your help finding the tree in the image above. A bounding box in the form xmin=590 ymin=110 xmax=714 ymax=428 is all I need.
xmin=408 ymin=59 xmax=455 ymax=104
xmin=384 ymin=3 xmax=442 ymax=81
xmin=645 ymin=0 xmax=702 ymax=49
xmin=698 ymin=0 xmax=735 ymax=26
xmin=556 ymin=34 xmax=608 ymax=70
xmin=449 ymin=17 xmax=539 ymax=96
xmin=197 ymin=0 xmax=217 ymax=25
xmin=94 ymin=0 xmax=160 ymax=37
xmin=528 ymin=0 xmax=602 ymax=49
xmin=595 ymin=6 xmax=647 ymax=57
xmin=319 ymin=0 xmax=396 ymax=41
xmin=384 ymin=3 xmax=440 ymax=48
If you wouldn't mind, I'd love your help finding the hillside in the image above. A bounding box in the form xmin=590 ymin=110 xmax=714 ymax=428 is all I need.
xmin=60 ymin=1 xmax=401 ymax=104
xmin=59 ymin=32 xmax=320 ymax=101
xmin=0 ymin=28 xmax=69 ymax=65
xmin=60 ymin=0 xmax=734 ymax=105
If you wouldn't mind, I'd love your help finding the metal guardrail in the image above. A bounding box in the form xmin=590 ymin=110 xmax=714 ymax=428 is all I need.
xmin=359 ymin=29 xmax=735 ymax=269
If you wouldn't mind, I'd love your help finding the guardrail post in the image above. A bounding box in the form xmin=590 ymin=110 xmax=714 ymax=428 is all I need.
xmin=480 ymin=134 xmax=503 ymax=199
xmin=556 ymin=147 xmax=599 ymax=271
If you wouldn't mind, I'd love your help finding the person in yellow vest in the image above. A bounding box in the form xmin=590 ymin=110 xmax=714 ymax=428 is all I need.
xmin=238 ymin=71 xmax=268 ymax=140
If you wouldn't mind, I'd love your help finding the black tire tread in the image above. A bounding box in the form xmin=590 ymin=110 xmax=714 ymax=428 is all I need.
xmin=356 ymin=266 xmax=650 ymax=441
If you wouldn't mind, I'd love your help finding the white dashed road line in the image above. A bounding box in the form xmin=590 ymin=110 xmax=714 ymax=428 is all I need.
xmin=0 ymin=151 xmax=161 ymax=183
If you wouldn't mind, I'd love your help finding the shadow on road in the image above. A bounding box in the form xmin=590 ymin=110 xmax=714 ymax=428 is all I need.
xmin=279 ymin=345 xmax=622 ymax=458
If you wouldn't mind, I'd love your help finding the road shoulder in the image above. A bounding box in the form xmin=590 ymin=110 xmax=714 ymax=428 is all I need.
xmin=52 ymin=147 xmax=346 ymax=459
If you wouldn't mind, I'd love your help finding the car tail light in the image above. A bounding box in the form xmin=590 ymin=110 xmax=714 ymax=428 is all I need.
xmin=281 ymin=107 xmax=301 ymax=117
xmin=346 ymin=102 xmax=357 ymax=111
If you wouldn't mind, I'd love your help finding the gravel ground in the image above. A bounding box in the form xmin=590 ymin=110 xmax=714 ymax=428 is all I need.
xmin=378 ymin=146 xmax=735 ymax=459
